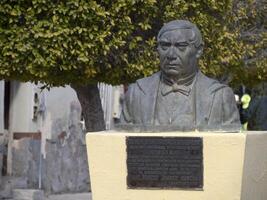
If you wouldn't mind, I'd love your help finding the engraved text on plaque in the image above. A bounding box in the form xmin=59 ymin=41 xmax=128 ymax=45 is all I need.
xmin=126 ymin=137 xmax=203 ymax=189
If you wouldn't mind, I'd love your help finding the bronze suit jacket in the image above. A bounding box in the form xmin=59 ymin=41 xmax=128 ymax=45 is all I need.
xmin=121 ymin=71 xmax=241 ymax=130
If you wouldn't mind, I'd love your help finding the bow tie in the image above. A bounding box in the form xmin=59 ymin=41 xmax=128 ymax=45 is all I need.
xmin=161 ymin=83 xmax=191 ymax=96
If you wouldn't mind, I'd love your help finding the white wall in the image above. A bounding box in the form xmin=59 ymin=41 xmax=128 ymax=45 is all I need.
xmin=8 ymin=82 xmax=120 ymax=135
xmin=99 ymin=83 xmax=114 ymax=130
xmin=4 ymin=81 xmax=120 ymax=177
xmin=99 ymin=84 xmax=124 ymax=129
xmin=0 ymin=81 xmax=4 ymax=133
xmin=44 ymin=86 xmax=78 ymax=122
xmin=41 ymin=86 xmax=79 ymax=140
xmin=9 ymin=81 xmax=38 ymax=133
xmin=6 ymin=81 xmax=121 ymax=175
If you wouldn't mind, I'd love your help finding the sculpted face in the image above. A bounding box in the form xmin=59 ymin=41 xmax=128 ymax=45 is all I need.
xmin=158 ymin=29 xmax=201 ymax=80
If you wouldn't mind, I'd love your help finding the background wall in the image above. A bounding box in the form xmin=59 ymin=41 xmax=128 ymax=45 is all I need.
xmin=8 ymin=82 xmax=122 ymax=194
xmin=0 ymin=81 xmax=4 ymax=133
xmin=9 ymin=81 xmax=38 ymax=133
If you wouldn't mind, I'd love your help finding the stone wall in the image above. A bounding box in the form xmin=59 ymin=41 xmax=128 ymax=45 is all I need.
xmin=11 ymin=101 xmax=90 ymax=194
xmin=0 ymin=131 xmax=6 ymax=186
xmin=0 ymin=153 xmax=2 ymax=185
xmin=12 ymin=138 xmax=40 ymax=188
xmin=42 ymin=102 xmax=89 ymax=193
xmin=42 ymin=134 xmax=89 ymax=194
xmin=0 ymin=81 xmax=5 ymax=183
xmin=0 ymin=81 xmax=4 ymax=133
xmin=5 ymin=83 xmax=120 ymax=194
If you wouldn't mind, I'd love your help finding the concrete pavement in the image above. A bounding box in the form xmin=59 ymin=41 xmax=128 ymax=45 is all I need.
xmin=46 ymin=193 xmax=92 ymax=200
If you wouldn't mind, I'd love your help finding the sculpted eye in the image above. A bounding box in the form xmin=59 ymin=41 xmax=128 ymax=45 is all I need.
xmin=175 ymin=42 xmax=189 ymax=50
xmin=159 ymin=42 xmax=171 ymax=50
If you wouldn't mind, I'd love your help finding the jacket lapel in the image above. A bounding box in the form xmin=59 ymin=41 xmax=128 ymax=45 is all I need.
xmin=136 ymin=72 xmax=161 ymax=124
xmin=195 ymin=72 xmax=225 ymax=127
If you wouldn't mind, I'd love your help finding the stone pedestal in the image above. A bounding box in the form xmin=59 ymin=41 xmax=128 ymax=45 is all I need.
xmin=86 ymin=131 xmax=267 ymax=200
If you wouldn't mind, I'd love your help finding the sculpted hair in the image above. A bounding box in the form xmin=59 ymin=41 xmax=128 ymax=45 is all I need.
xmin=157 ymin=20 xmax=203 ymax=48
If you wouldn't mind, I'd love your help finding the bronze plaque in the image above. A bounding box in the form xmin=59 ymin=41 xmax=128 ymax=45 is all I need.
xmin=126 ymin=137 xmax=203 ymax=189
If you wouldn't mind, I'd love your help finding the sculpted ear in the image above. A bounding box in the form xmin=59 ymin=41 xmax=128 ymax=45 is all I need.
xmin=196 ymin=44 xmax=203 ymax=59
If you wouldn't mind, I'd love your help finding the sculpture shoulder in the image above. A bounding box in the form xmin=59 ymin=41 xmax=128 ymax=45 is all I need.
xmin=127 ymin=72 xmax=161 ymax=94
xmin=198 ymin=72 xmax=231 ymax=94
xmin=136 ymin=72 xmax=161 ymax=84
xmin=200 ymin=73 xmax=240 ymax=127
xmin=200 ymin=74 xmax=236 ymax=105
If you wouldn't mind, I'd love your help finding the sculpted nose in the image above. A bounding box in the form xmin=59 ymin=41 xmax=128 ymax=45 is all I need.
xmin=166 ymin=46 xmax=177 ymax=60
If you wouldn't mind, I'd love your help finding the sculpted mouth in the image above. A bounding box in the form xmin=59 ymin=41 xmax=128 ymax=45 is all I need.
xmin=166 ymin=64 xmax=180 ymax=69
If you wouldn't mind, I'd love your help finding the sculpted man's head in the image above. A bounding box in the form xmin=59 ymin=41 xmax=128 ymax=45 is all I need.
xmin=157 ymin=20 xmax=204 ymax=83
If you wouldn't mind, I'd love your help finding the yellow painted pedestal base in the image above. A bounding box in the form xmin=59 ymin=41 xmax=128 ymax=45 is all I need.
xmin=86 ymin=131 xmax=267 ymax=200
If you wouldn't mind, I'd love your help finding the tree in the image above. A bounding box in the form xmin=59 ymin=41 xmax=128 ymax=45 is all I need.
xmin=0 ymin=0 xmax=266 ymax=131
xmin=232 ymin=0 xmax=267 ymax=87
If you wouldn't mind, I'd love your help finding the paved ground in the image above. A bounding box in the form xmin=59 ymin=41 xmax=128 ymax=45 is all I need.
xmin=46 ymin=193 xmax=92 ymax=200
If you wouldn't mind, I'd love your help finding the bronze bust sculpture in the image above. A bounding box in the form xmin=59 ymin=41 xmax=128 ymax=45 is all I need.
xmin=121 ymin=20 xmax=241 ymax=131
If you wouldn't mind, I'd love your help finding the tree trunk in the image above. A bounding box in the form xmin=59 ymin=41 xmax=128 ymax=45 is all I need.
xmin=71 ymin=84 xmax=105 ymax=132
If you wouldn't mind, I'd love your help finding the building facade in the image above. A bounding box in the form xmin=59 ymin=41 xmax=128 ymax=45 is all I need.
xmin=0 ymin=80 xmax=122 ymax=195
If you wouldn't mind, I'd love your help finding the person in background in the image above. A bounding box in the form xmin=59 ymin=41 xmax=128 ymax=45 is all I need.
xmin=241 ymin=84 xmax=267 ymax=131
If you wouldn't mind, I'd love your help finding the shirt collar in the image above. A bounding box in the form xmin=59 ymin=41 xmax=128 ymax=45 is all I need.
xmin=161 ymin=71 xmax=198 ymax=96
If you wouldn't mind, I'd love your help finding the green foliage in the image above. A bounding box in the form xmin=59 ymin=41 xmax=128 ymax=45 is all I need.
xmin=231 ymin=0 xmax=267 ymax=86
xmin=0 ymin=0 xmax=266 ymax=86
